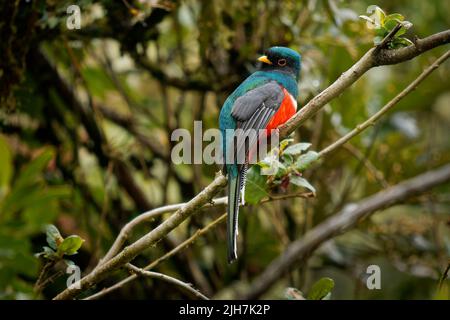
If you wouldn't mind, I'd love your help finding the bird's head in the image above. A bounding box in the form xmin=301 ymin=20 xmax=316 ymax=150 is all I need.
xmin=258 ymin=46 xmax=301 ymax=80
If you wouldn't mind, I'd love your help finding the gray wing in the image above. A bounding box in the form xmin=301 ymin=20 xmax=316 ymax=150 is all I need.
xmin=230 ymin=81 xmax=284 ymax=168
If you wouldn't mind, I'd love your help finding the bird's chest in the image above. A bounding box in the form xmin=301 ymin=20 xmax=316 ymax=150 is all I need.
xmin=266 ymin=88 xmax=297 ymax=130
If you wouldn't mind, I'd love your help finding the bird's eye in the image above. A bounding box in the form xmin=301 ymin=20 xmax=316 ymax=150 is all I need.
xmin=278 ymin=59 xmax=287 ymax=66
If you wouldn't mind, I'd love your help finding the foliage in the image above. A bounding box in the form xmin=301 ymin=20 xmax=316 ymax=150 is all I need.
xmin=285 ymin=277 xmax=335 ymax=300
xmin=0 ymin=139 xmax=71 ymax=299
xmin=359 ymin=5 xmax=413 ymax=48
xmin=35 ymin=225 xmax=84 ymax=266
xmin=245 ymin=139 xmax=318 ymax=204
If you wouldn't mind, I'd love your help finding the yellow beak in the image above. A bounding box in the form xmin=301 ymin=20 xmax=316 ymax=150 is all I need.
xmin=258 ymin=55 xmax=272 ymax=65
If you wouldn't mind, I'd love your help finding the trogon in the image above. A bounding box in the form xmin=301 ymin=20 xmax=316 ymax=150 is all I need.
xmin=219 ymin=46 xmax=301 ymax=262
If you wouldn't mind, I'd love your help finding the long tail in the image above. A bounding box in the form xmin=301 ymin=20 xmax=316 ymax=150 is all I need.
xmin=227 ymin=173 xmax=240 ymax=263
xmin=227 ymin=166 xmax=247 ymax=263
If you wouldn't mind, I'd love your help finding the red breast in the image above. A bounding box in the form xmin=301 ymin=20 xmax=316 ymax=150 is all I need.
xmin=246 ymin=88 xmax=298 ymax=163
xmin=266 ymin=88 xmax=297 ymax=131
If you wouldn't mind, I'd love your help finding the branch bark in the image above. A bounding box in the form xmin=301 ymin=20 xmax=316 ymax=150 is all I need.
xmin=237 ymin=163 xmax=450 ymax=299
xmin=126 ymin=263 xmax=209 ymax=300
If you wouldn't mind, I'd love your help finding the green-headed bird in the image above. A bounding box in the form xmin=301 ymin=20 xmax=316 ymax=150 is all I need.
xmin=219 ymin=46 xmax=301 ymax=262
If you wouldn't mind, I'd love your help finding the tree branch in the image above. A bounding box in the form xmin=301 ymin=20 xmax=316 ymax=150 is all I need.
xmin=278 ymin=29 xmax=450 ymax=137
xmin=97 ymin=202 xmax=197 ymax=267
xmin=132 ymin=52 xmax=219 ymax=91
xmin=373 ymin=23 xmax=403 ymax=53
xmin=54 ymin=174 xmax=227 ymax=300
xmin=53 ymin=28 xmax=450 ymax=300
xmin=96 ymin=192 xmax=313 ymax=271
xmin=85 ymin=191 xmax=313 ymax=299
xmin=86 ymin=213 xmax=227 ymax=300
xmin=126 ymin=263 xmax=209 ymax=300
xmin=237 ymin=163 xmax=450 ymax=299
xmin=375 ymin=29 xmax=450 ymax=66
xmin=319 ymin=49 xmax=450 ymax=158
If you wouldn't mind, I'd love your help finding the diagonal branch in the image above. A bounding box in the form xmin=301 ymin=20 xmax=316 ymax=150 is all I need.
xmin=54 ymin=174 xmax=227 ymax=300
xmin=319 ymin=49 xmax=450 ymax=158
xmin=96 ymin=192 xmax=313 ymax=271
xmin=86 ymin=213 xmax=227 ymax=300
xmin=126 ymin=263 xmax=209 ymax=300
xmin=374 ymin=29 xmax=450 ymax=66
xmin=236 ymin=163 xmax=450 ymax=299
xmin=87 ymin=192 xmax=313 ymax=299
xmin=373 ymin=23 xmax=403 ymax=53
xmin=278 ymin=29 xmax=450 ymax=137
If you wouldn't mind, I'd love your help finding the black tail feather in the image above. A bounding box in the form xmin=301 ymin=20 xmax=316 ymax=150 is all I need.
xmin=227 ymin=164 xmax=247 ymax=263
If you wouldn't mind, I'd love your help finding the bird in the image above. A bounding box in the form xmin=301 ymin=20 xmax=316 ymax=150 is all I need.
xmin=219 ymin=46 xmax=301 ymax=263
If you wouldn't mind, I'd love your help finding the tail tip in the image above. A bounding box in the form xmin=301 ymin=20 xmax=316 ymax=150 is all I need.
xmin=227 ymin=251 xmax=238 ymax=264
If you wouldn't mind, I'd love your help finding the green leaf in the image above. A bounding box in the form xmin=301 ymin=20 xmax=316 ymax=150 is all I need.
xmin=259 ymin=158 xmax=286 ymax=177
xmin=0 ymin=135 xmax=13 ymax=193
xmin=384 ymin=18 xmax=399 ymax=32
xmin=290 ymin=175 xmax=316 ymax=193
xmin=64 ymin=259 xmax=76 ymax=267
xmin=7 ymin=185 xmax=72 ymax=222
xmin=392 ymin=37 xmax=414 ymax=48
xmin=46 ymin=225 xmax=63 ymax=250
xmin=245 ymin=166 xmax=269 ymax=204
xmin=375 ymin=26 xmax=388 ymax=37
xmin=14 ymin=148 xmax=54 ymax=189
xmin=281 ymin=153 xmax=294 ymax=165
xmin=359 ymin=15 xmax=374 ymax=24
xmin=279 ymin=138 xmax=294 ymax=153
xmin=295 ymin=151 xmax=319 ymax=171
xmin=386 ymin=13 xmax=404 ymax=21
xmin=307 ymin=277 xmax=335 ymax=300
xmin=283 ymin=143 xmax=311 ymax=155
xmin=384 ymin=14 xmax=407 ymax=34
xmin=35 ymin=246 xmax=55 ymax=259
xmin=58 ymin=235 xmax=84 ymax=255
xmin=258 ymin=146 xmax=285 ymax=176
xmin=367 ymin=5 xmax=386 ymax=24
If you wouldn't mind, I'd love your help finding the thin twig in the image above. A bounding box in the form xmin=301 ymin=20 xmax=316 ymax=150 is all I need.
xmin=86 ymin=193 xmax=313 ymax=300
xmin=86 ymin=213 xmax=226 ymax=300
xmin=34 ymin=261 xmax=55 ymax=296
xmin=125 ymin=263 xmax=209 ymax=300
xmin=318 ymin=50 xmax=450 ymax=158
xmin=342 ymin=143 xmax=389 ymax=189
xmin=96 ymin=202 xmax=193 ymax=269
xmin=438 ymin=261 xmax=450 ymax=290
xmin=374 ymin=23 xmax=403 ymax=53
xmin=278 ymin=29 xmax=450 ymax=137
xmin=96 ymin=192 xmax=313 ymax=270
xmin=237 ymin=163 xmax=450 ymax=299
xmin=55 ymin=174 xmax=227 ymax=300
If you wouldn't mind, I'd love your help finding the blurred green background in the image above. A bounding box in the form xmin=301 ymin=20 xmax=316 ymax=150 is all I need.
xmin=0 ymin=0 xmax=449 ymax=300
